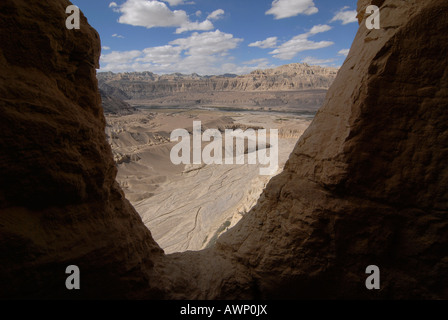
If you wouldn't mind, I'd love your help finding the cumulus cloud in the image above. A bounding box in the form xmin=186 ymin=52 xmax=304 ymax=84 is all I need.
xmin=114 ymin=0 xmax=220 ymax=33
xmin=302 ymin=56 xmax=335 ymax=66
xmin=112 ymin=33 xmax=125 ymax=38
xmin=100 ymin=30 xmax=245 ymax=75
xmin=266 ymin=0 xmax=318 ymax=19
xmin=195 ymin=10 xmax=202 ymax=17
xmin=102 ymin=46 xmax=111 ymax=50
xmin=330 ymin=6 xmax=357 ymax=25
xmin=338 ymin=48 xmax=350 ymax=56
xmin=308 ymin=24 xmax=332 ymax=34
xmin=118 ymin=0 xmax=188 ymax=28
xmin=270 ymin=37 xmax=333 ymax=60
xmin=243 ymin=58 xmax=269 ymax=65
xmin=101 ymin=50 xmax=143 ymax=65
xmin=109 ymin=2 xmax=120 ymax=13
xmin=248 ymin=37 xmax=278 ymax=49
xmin=249 ymin=25 xmax=333 ymax=60
xmin=207 ymin=9 xmax=225 ymax=20
xmin=175 ymin=20 xmax=214 ymax=34
xmin=137 ymin=45 xmax=183 ymax=65
xmin=163 ymin=0 xmax=186 ymax=5
xmin=170 ymin=30 xmax=242 ymax=56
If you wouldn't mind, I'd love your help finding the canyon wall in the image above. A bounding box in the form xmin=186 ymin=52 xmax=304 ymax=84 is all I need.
xmin=97 ymin=64 xmax=338 ymax=99
xmin=201 ymin=0 xmax=448 ymax=299
xmin=98 ymin=64 xmax=338 ymax=110
xmin=100 ymin=89 xmax=136 ymax=115
xmin=0 ymin=0 xmax=165 ymax=299
xmin=0 ymin=0 xmax=447 ymax=299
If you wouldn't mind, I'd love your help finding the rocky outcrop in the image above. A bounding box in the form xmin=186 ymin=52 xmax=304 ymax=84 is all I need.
xmin=100 ymin=89 xmax=136 ymax=115
xmin=0 ymin=0 xmax=447 ymax=300
xmin=205 ymin=0 xmax=448 ymax=299
xmin=97 ymin=64 xmax=338 ymax=109
xmin=127 ymin=89 xmax=329 ymax=112
xmin=166 ymin=0 xmax=448 ymax=299
xmin=0 ymin=0 xmax=165 ymax=299
xmin=98 ymin=64 xmax=338 ymax=99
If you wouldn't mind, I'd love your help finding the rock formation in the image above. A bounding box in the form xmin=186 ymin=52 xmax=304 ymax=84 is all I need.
xmin=100 ymin=89 xmax=136 ymax=115
xmin=0 ymin=0 xmax=165 ymax=299
xmin=97 ymin=64 xmax=338 ymax=98
xmin=206 ymin=0 xmax=448 ymax=299
xmin=97 ymin=64 xmax=337 ymax=110
xmin=0 ymin=0 xmax=447 ymax=300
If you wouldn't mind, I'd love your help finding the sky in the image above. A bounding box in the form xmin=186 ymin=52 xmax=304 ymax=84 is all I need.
xmin=71 ymin=0 xmax=359 ymax=75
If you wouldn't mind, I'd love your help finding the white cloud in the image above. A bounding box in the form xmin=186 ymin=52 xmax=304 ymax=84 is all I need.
xmin=163 ymin=0 xmax=197 ymax=5
xmin=163 ymin=0 xmax=182 ymax=5
xmin=195 ymin=10 xmax=202 ymax=17
xmin=217 ymin=62 xmax=276 ymax=75
xmin=270 ymin=37 xmax=333 ymax=60
xmin=302 ymin=56 xmax=335 ymax=66
xmin=269 ymin=25 xmax=333 ymax=60
xmin=309 ymin=24 xmax=332 ymax=34
xmin=118 ymin=0 xmax=188 ymax=28
xmin=207 ymin=9 xmax=224 ymax=21
xmin=102 ymin=46 xmax=111 ymax=50
xmin=109 ymin=2 xmax=120 ymax=13
xmin=101 ymin=50 xmax=142 ymax=65
xmin=138 ymin=45 xmax=183 ymax=65
xmin=266 ymin=0 xmax=318 ymax=19
xmin=249 ymin=25 xmax=331 ymax=54
xmin=170 ymin=30 xmax=242 ymax=56
xmin=243 ymin=58 xmax=269 ymax=65
xmin=100 ymin=30 xmax=245 ymax=75
xmin=249 ymin=37 xmax=278 ymax=49
xmin=115 ymin=0 xmax=218 ymax=33
xmin=330 ymin=7 xmax=357 ymax=25
xmin=175 ymin=20 xmax=214 ymax=34
xmin=112 ymin=34 xmax=125 ymax=38
xmin=338 ymin=49 xmax=350 ymax=56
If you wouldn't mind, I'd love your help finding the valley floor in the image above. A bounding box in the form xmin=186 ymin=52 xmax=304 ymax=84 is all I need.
xmin=106 ymin=108 xmax=311 ymax=253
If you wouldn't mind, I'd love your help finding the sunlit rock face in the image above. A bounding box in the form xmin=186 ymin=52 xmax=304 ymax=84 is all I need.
xmin=209 ymin=0 xmax=448 ymax=299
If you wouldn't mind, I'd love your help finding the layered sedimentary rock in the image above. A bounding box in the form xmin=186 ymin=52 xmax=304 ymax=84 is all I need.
xmin=97 ymin=64 xmax=338 ymax=109
xmin=100 ymin=89 xmax=136 ymax=115
xmin=0 ymin=0 xmax=447 ymax=300
xmin=98 ymin=64 xmax=338 ymax=98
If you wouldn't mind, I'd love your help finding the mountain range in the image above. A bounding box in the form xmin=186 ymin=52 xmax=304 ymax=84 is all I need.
xmin=98 ymin=63 xmax=339 ymax=112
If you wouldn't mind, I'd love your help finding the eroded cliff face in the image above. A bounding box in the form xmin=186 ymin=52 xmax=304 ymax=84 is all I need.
xmin=0 ymin=0 xmax=164 ymax=299
xmin=98 ymin=64 xmax=337 ymax=110
xmin=97 ymin=64 xmax=338 ymax=99
xmin=205 ymin=0 xmax=448 ymax=299
xmin=100 ymin=89 xmax=136 ymax=115
xmin=0 ymin=0 xmax=447 ymax=300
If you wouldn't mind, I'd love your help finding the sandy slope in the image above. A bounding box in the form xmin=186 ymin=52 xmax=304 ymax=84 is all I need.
xmin=106 ymin=109 xmax=310 ymax=253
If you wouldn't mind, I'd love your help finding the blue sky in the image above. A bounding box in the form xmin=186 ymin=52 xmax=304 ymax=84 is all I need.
xmin=71 ymin=0 xmax=359 ymax=75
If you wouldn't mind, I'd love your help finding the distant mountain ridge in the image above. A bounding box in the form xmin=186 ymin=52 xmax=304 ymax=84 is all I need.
xmin=97 ymin=63 xmax=339 ymax=110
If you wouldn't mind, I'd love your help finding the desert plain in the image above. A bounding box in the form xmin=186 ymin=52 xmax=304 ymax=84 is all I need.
xmin=106 ymin=107 xmax=312 ymax=253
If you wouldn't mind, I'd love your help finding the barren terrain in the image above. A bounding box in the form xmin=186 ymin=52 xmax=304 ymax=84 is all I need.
xmin=106 ymin=109 xmax=311 ymax=253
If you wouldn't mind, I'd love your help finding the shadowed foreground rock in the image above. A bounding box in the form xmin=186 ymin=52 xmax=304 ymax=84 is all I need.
xmin=0 ymin=0 xmax=447 ymax=299
xmin=0 ymin=0 xmax=165 ymax=299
